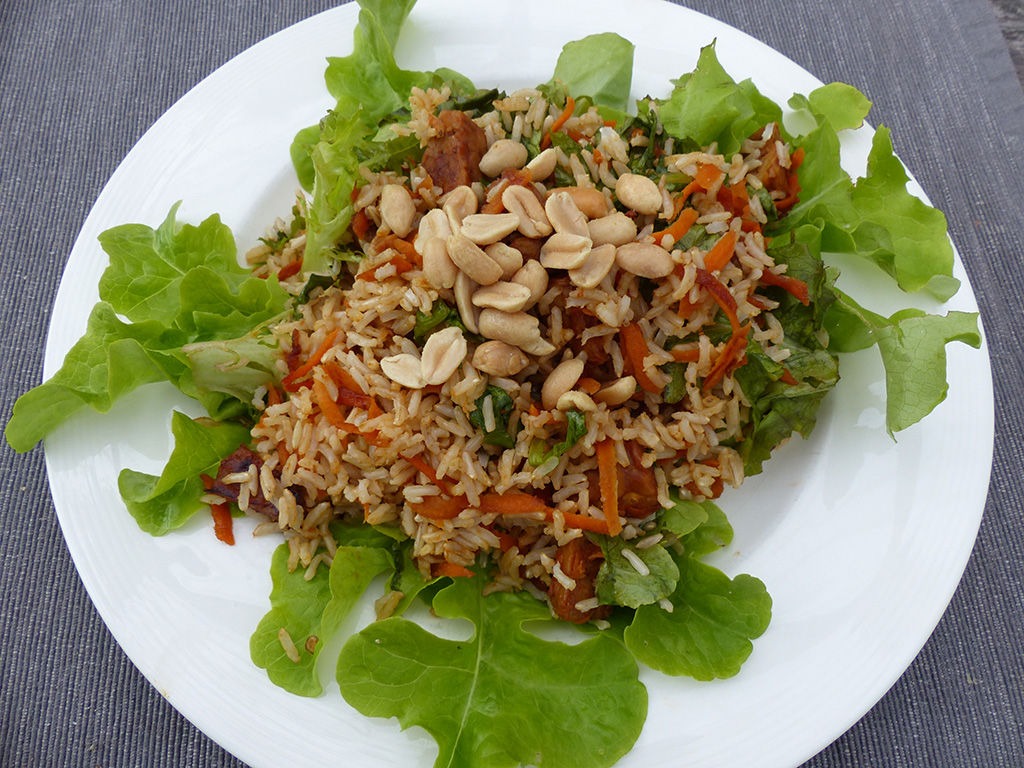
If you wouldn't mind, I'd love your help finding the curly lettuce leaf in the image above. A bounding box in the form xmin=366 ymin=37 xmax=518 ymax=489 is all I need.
xmin=551 ymin=33 xmax=635 ymax=113
xmin=826 ymin=290 xmax=981 ymax=433
xmin=5 ymin=206 xmax=289 ymax=453
xmin=624 ymin=556 xmax=771 ymax=680
xmin=117 ymin=411 xmax=250 ymax=535
xmin=338 ymin=572 xmax=647 ymax=768
xmin=788 ymin=82 xmax=871 ymax=132
xmin=659 ymin=41 xmax=781 ymax=157
xmin=183 ymin=327 xmax=282 ymax=405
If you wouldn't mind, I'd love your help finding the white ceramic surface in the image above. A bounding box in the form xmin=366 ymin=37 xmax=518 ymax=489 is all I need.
xmin=42 ymin=1 xmax=993 ymax=767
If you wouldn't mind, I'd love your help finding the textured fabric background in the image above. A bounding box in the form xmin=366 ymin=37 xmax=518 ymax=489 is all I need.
xmin=2 ymin=1 xmax=1021 ymax=766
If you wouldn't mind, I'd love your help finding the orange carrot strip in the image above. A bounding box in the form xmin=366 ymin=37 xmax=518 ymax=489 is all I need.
xmin=703 ymin=230 xmax=738 ymax=272
xmin=593 ymin=148 xmax=604 ymax=164
xmin=313 ymin=378 xmax=349 ymax=429
xmin=411 ymin=495 xmax=470 ymax=520
xmin=779 ymin=368 xmax=799 ymax=385
xmin=694 ymin=269 xmax=742 ymax=333
xmin=434 ymin=561 xmax=475 ymax=578
xmin=620 ymin=323 xmax=662 ymax=394
xmin=596 ymin=439 xmax=621 ymax=536
xmin=210 ymin=503 xmax=235 ymax=546
xmin=653 ymin=207 xmax=699 ymax=248
xmin=577 ymin=377 xmax=601 ymax=395
xmin=406 ymin=454 xmax=454 ymax=496
xmin=373 ymin=233 xmax=420 ymax=264
xmin=670 ymin=346 xmax=701 ymax=363
xmin=540 ymin=95 xmax=576 ymax=150
xmin=265 ymin=385 xmax=282 ymax=407
xmin=356 ymin=254 xmax=415 ymax=281
xmin=703 ymin=327 xmax=750 ymax=392
xmin=282 ymin=329 xmax=338 ymax=391
xmin=351 ymin=209 xmax=373 ymax=241
xmin=759 ymin=269 xmax=810 ymax=305
xmin=695 ymin=162 xmax=724 ymax=189
xmin=277 ymin=258 xmax=303 ymax=280
xmin=323 ymin=361 xmax=365 ymax=395
xmin=557 ymin=511 xmax=610 ymax=535
xmin=477 ymin=492 xmax=549 ymax=517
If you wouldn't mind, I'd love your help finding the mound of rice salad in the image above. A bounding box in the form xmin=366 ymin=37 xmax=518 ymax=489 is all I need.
xmin=211 ymin=82 xmax=812 ymax=625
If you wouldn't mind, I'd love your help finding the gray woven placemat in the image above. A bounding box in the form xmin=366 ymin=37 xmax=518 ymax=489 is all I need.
xmin=2 ymin=1 xmax=1021 ymax=766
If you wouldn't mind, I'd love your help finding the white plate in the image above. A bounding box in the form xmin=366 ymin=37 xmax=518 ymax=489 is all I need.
xmin=42 ymin=1 xmax=993 ymax=767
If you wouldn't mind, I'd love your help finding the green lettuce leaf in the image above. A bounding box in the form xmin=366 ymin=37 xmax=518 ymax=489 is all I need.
xmin=468 ymin=384 xmax=519 ymax=449
xmin=659 ymin=492 xmax=710 ymax=538
xmin=183 ymin=326 xmax=282 ymax=405
xmin=528 ymin=409 xmax=587 ymax=467
xmin=117 ymin=412 xmax=250 ymax=535
xmin=825 ymin=290 xmax=981 ymax=433
xmin=680 ymin=501 xmax=733 ymax=559
xmin=659 ymin=42 xmax=781 ymax=156
xmin=624 ymin=556 xmax=771 ymax=680
xmin=788 ymin=82 xmax=871 ymax=132
xmin=596 ymin=537 xmax=679 ymax=609
xmin=251 ymin=542 xmax=394 ymax=697
xmin=338 ymin=572 xmax=647 ymax=768
xmin=551 ymin=33 xmax=635 ymax=112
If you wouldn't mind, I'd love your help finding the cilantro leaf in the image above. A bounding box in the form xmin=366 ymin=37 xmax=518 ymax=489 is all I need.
xmin=624 ymin=555 xmax=771 ymax=680
xmin=468 ymin=385 xmax=518 ymax=449
xmin=528 ymin=409 xmax=587 ymax=467
xmin=338 ymin=573 xmax=647 ymax=768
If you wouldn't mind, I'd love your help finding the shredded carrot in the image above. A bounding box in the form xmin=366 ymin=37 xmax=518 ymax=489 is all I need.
xmin=323 ymin=361 xmax=364 ymax=395
xmin=653 ymin=207 xmax=699 ymax=248
xmin=282 ymin=329 xmax=338 ymax=391
xmin=265 ymin=385 xmax=282 ymax=407
xmin=779 ymin=368 xmax=799 ymax=386
xmin=703 ymin=329 xmax=750 ymax=392
xmin=791 ymin=146 xmax=806 ymax=169
xmin=351 ymin=209 xmax=372 ymax=242
xmin=619 ymin=323 xmax=662 ymax=394
xmin=277 ymin=258 xmax=303 ymax=281
xmin=558 ymin=511 xmax=610 ymax=535
xmin=540 ymin=95 xmax=576 ymax=150
xmin=670 ymin=346 xmax=701 ymax=363
xmin=595 ymin=439 xmax=621 ymax=536
xmin=593 ymin=148 xmax=604 ymax=164
xmin=703 ymin=230 xmax=738 ymax=272
xmin=528 ymin=403 xmax=541 ymax=417
xmin=603 ymin=119 xmax=617 ymax=128
xmin=740 ymin=219 xmax=762 ymax=233
xmin=313 ymin=378 xmax=349 ymax=429
xmin=367 ymin=398 xmax=384 ymax=420
xmin=577 ymin=377 xmax=601 ymax=395
xmin=373 ymin=233 xmax=421 ymax=265
xmin=759 ymin=268 xmax=810 ymax=305
xmin=677 ymin=294 xmax=702 ymax=318
xmin=411 ymin=495 xmax=470 ymax=520
xmin=211 ymin=503 xmax=235 ymax=546
xmin=478 ymin=492 xmax=549 ymax=517
xmin=406 ymin=454 xmax=453 ymax=496
xmin=357 ymin=254 xmax=415 ymax=281
xmin=677 ymin=179 xmax=702 ymax=206
xmin=434 ymin=561 xmax=474 ymax=578
xmin=276 ymin=442 xmax=289 ymax=467
xmin=480 ymin=191 xmax=507 ymax=214
xmin=694 ymin=269 xmax=742 ymax=333
xmin=695 ymin=162 xmax=724 ymax=189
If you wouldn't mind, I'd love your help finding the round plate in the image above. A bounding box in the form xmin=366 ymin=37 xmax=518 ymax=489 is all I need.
xmin=42 ymin=1 xmax=993 ymax=767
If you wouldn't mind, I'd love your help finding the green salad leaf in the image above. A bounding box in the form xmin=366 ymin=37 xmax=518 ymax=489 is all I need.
xmin=528 ymin=409 xmax=587 ymax=467
xmin=624 ymin=556 xmax=771 ymax=680
xmin=5 ymin=205 xmax=288 ymax=452
xmin=551 ymin=32 xmax=635 ymax=113
xmin=469 ymin=385 xmax=519 ymax=449
xmin=117 ymin=411 xmax=250 ymax=535
xmin=679 ymin=501 xmax=734 ymax=558
xmin=596 ymin=537 xmax=679 ymax=609
xmin=338 ymin=572 xmax=647 ymax=768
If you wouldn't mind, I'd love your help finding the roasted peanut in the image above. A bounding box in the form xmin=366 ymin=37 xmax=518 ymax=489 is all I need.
xmin=544 ymin=190 xmax=589 ymax=237
xmin=379 ymin=184 xmax=416 ymax=238
xmin=525 ymin=147 xmax=557 ymax=180
xmin=593 ymin=376 xmax=637 ymax=406
xmin=510 ymin=260 xmax=549 ymax=310
xmin=472 ymin=340 xmax=530 ymax=377
xmin=381 ymin=353 xmax=425 ymax=389
xmin=421 ymin=236 xmax=458 ymax=289
xmin=540 ymin=232 xmax=592 ymax=271
xmin=587 ymin=211 xmax=637 ymax=247
xmin=479 ymin=139 xmax=529 ymax=177
xmin=414 ymin=208 xmax=452 ymax=254
xmin=556 ymin=390 xmax=598 ymax=412
xmin=447 ymin=233 xmax=504 ymax=285
xmin=478 ymin=309 xmax=555 ymax=356
xmin=442 ymin=185 xmax=478 ymax=233
xmin=547 ymin=186 xmax=608 ymax=218
xmin=614 ymin=173 xmax=662 ymax=215
xmin=502 ymin=184 xmax=552 ymax=238
xmin=615 ymin=241 xmax=675 ymax=278
xmin=568 ymin=243 xmax=617 ymax=288
xmin=460 ymin=212 xmax=520 ymax=245
xmin=471 ymin=281 xmax=533 ymax=313
xmin=421 ymin=326 xmax=467 ymax=385
xmin=484 ymin=242 xmax=524 ymax=279
xmin=541 ymin=358 xmax=585 ymax=410
xmin=455 ymin=271 xmax=480 ymax=334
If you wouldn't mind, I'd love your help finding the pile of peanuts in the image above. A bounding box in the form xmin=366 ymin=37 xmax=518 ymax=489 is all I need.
xmin=373 ymin=136 xmax=681 ymax=411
